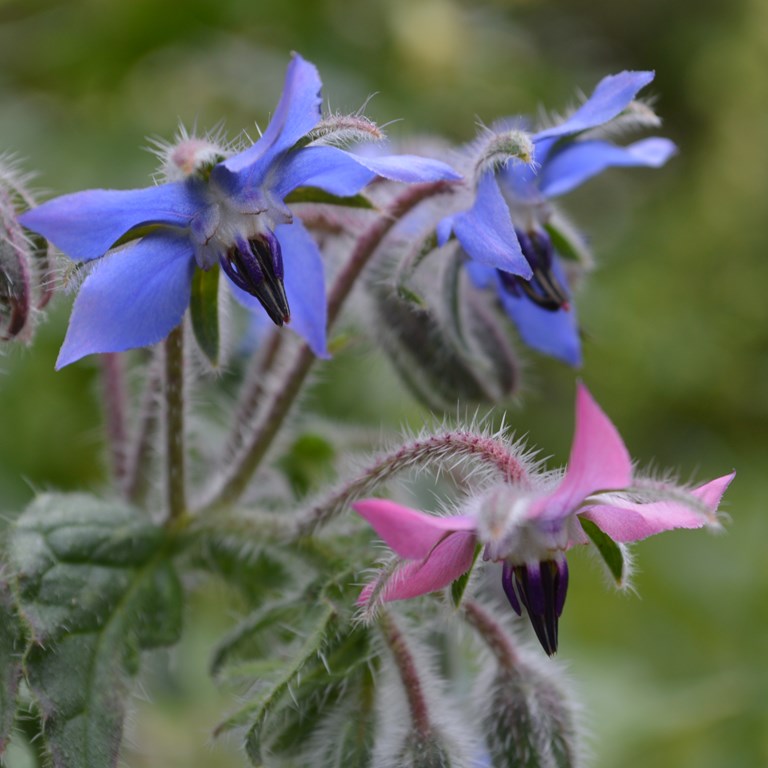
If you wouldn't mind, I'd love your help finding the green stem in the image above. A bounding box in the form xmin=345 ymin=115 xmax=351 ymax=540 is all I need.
xmin=99 ymin=353 xmax=129 ymax=496
xmin=199 ymin=180 xmax=456 ymax=513
xmin=124 ymin=352 xmax=162 ymax=507
xmin=164 ymin=324 xmax=186 ymax=523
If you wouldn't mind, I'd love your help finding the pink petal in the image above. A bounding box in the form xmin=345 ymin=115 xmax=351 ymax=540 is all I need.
xmin=353 ymin=499 xmax=476 ymax=559
xmin=357 ymin=531 xmax=477 ymax=604
xmin=578 ymin=472 xmax=735 ymax=543
xmin=540 ymin=384 xmax=633 ymax=521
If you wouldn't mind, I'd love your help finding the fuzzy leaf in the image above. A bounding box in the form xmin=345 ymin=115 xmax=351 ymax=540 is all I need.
xmin=245 ymin=620 xmax=373 ymax=765
xmin=190 ymin=266 xmax=220 ymax=366
xmin=284 ymin=186 xmax=375 ymax=209
xmin=0 ymin=575 xmax=24 ymax=755
xmin=8 ymin=494 xmax=183 ymax=768
xmin=579 ymin=517 xmax=626 ymax=585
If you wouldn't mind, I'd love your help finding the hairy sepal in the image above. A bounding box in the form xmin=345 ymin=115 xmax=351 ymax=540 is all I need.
xmin=8 ymin=494 xmax=183 ymax=768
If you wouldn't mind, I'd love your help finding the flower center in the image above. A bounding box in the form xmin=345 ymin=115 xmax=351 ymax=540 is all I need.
xmin=219 ymin=231 xmax=290 ymax=325
xmin=499 ymin=228 xmax=570 ymax=311
xmin=501 ymin=558 xmax=569 ymax=655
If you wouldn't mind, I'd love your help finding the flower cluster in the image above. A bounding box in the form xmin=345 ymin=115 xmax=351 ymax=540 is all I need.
xmin=19 ymin=54 xmax=460 ymax=368
xmin=355 ymin=385 xmax=734 ymax=655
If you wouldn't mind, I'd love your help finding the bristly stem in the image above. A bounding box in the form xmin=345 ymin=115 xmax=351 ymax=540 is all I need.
xmin=100 ymin=353 xmax=129 ymax=496
xmin=378 ymin=610 xmax=432 ymax=740
xmin=199 ymin=180 xmax=457 ymax=513
xmin=292 ymin=429 xmax=531 ymax=538
xmin=463 ymin=599 xmax=518 ymax=672
xmin=164 ymin=324 xmax=186 ymax=523
xmin=124 ymin=350 xmax=162 ymax=506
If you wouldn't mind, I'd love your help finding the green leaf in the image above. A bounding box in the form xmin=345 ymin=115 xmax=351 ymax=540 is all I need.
xmin=8 ymin=494 xmax=183 ymax=768
xmin=579 ymin=517 xmax=626 ymax=585
xmin=284 ymin=186 xmax=375 ymax=209
xmin=244 ymin=620 xmax=373 ymax=765
xmin=190 ymin=266 xmax=220 ymax=367
xmin=0 ymin=575 xmax=23 ymax=755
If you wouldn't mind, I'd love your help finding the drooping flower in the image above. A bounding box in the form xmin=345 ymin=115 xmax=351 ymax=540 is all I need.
xmin=441 ymin=71 xmax=677 ymax=365
xmin=354 ymin=384 xmax=734 ymax=655
xmin=19 ymin=54 xmax=460 ymax=368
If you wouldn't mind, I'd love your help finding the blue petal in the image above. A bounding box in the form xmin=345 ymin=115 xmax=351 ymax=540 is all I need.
xmin=222 ymin=54 xmax=323 ymax=184
xmin=227 ymin=218 xmax=328 ymax=358
xmin=495 ymin=268 xmax=582 ymax=366
xmin=452 ymin=173 xmax=532 ymax=276
xmin=539 ymin=137 xmax=677 ymax=197
xmin=272 ymin=145 xmax=461 ymax=198
xmin=19 ymin=183 xmax=201 ymax=262
xmin=56 ymin=232 xmax=196 ymax=368
xmin=272 ymin=145 xmax=376 ymax=197
xmin=436 ymin=216 xmax=454 ymax=247
xmin=535 ymin=71 xmax=655 ymax=142
xmin=340 ymin=152 xmax=461 ymax=184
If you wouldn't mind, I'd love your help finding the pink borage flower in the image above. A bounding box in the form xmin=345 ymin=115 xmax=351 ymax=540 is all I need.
xmin=354 ymin=384 xmax=734 ymax=655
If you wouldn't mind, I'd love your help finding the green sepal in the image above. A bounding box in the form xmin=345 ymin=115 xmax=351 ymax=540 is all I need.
xmin=450 ymin=543 xmax=482 ymax=608
xmin=190 ymin=266 xmax=220 ymax=367
xmin=543 ymin=216 xmax=592 ymax=264
xmin=8 ymin=493 xmax=183 ymax=768
xmin=579 ymin=517 xmax=626 ymax=585
xmin=284 ymin=186 xmax=375 ymax=209
xmin=110 ymin=223 xmax=164 ymax=249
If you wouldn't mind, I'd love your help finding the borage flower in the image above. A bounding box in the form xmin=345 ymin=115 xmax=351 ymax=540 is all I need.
xmin=19 ymin=53 xmax=460 ymax=368
xmin=354 ymin=384 xmax=734 ymax=655
xmin=442 ymin=71 xmax=677 ymax=365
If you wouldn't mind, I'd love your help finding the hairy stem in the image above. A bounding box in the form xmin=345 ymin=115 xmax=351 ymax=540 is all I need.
xmin=164 ymin=324 xmax=186 ymax=523
xmin=463 ymin=599 xmax=518 ymax=671
xmin=292 ymin=429 xmax=530 ymax=538
xmin=199 ymin=180 xmax=456 ymax=513
xmin=124 ymin=352 xmax=162 ymax=507
xmin=100 ymin=353 xmax=129 ymax=495
xmin=378 ymin=611 xmax=432 ymax=740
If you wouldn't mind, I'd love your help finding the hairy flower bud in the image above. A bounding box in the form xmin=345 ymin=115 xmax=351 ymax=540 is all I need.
xmin=0 ymin=158 xmax=49 ymax=343
xmin=370 ymin=244 xmax=520 ymax=410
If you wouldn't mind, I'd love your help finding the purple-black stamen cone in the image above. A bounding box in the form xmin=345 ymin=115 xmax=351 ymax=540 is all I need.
xmin=219 ymin=231 xmax=290 ymax=326
xmin=511 ymin=559 xmax=569 ymax=656
xmin=500 ymin=228 xmax=570 ymax=312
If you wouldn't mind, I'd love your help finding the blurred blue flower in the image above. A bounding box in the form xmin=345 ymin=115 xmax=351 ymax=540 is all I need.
xmin=20 ymin=53 xmax=460 ymax=368
xmin=442 ymin=71 xmax=676 ymax=366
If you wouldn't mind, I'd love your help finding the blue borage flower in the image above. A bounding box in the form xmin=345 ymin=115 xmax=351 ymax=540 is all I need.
xmin=19 ymin=54 xmax=460 ymax=368
xmin=440 ymin=71 xmax=677 ymax=366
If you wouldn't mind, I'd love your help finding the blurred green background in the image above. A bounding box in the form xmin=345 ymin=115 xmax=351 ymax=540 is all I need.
xmin=0 ymin=0 xmax=766 ymax=765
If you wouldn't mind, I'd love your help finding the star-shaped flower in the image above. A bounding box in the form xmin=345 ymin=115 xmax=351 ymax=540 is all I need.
xmin=441 ymin=71 xmax=677 ymax=365
xmin=20 ymin=54 xmax=460 ymax=368
xmin=354 ymin=384 xmax=734 ymax=655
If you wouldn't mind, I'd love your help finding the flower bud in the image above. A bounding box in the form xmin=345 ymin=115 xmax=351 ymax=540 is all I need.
xmin=0 ymin=158 xmax=48 ymax=343
xmin=476 ymin=654 xmax=581 ymax=768
xmin=370 ymin=244 xmax=521 ymax=410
